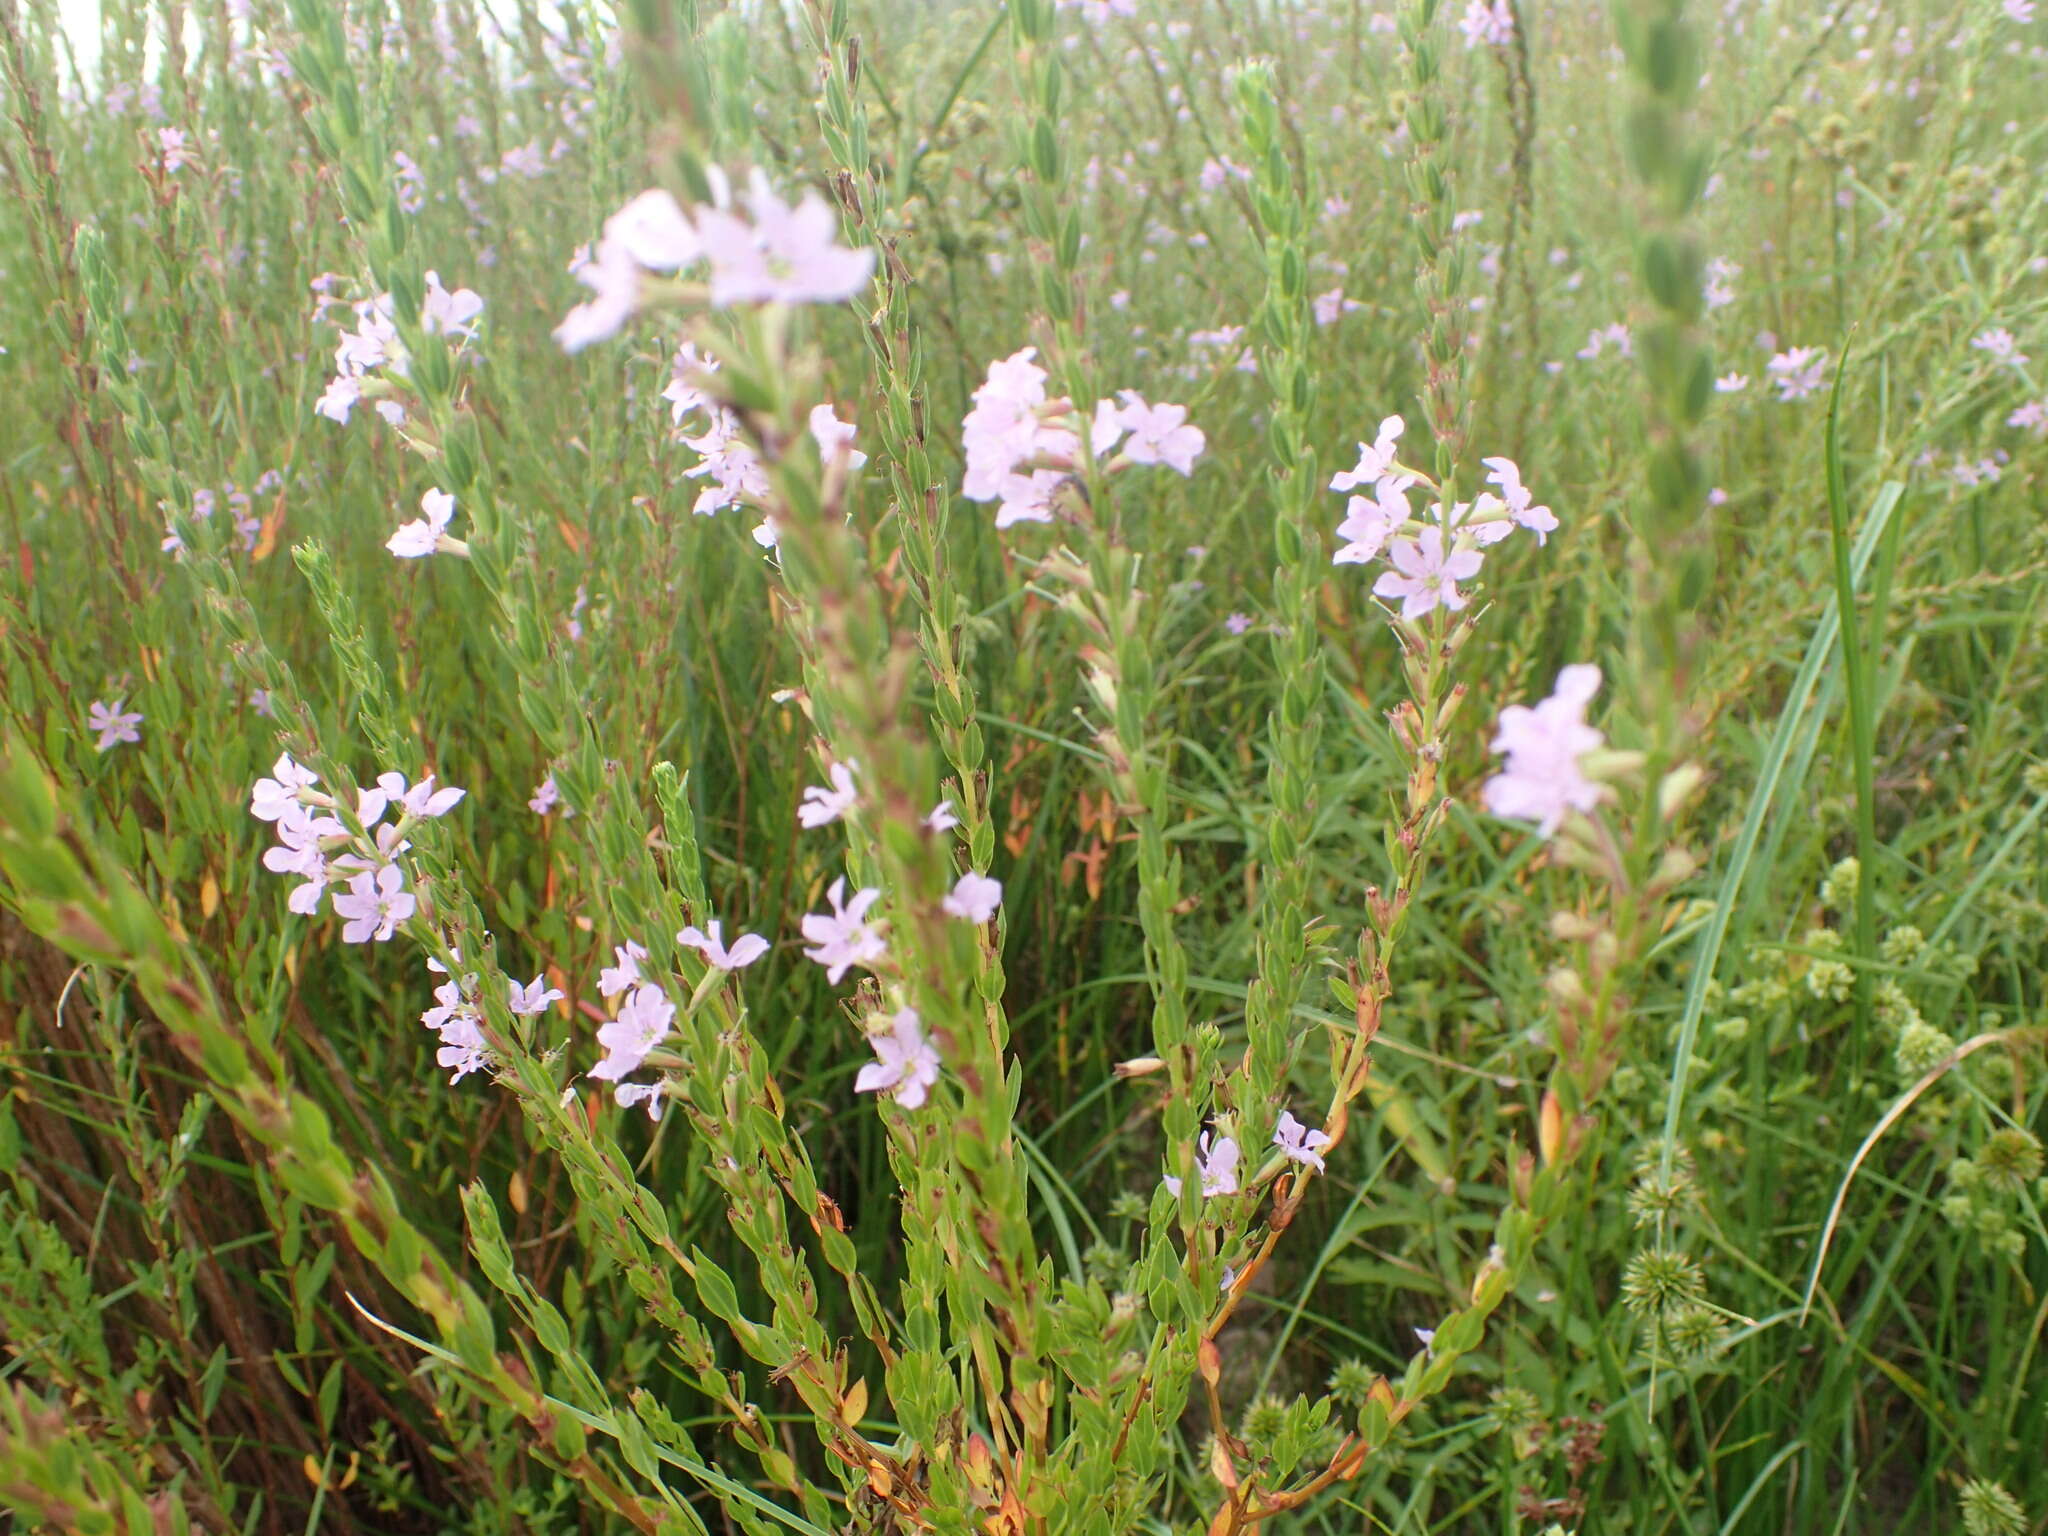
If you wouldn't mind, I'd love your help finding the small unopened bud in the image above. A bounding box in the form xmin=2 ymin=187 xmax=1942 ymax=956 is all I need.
xmin=1658 ymin=761 xmax=1708 ymax=820
xmin=1114 ymin=1055 xmax=1166 ymax=1079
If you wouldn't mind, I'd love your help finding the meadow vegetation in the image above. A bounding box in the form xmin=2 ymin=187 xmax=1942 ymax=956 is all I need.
xmin=1 ymin=0 xmax=2046 ymax=1532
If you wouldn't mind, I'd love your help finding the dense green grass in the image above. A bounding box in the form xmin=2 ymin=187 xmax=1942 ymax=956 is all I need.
xmin=1 ymin=0 xmax=2045 ymax=1532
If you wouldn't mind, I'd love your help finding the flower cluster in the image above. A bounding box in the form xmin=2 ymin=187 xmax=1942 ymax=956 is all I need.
xmin=314 ymin=272 xmax=482 ymax=426
xmin=554 ymin=169 xmax=874 ymax=352
xmin=249 ymin=755 xmax=463 ymax=934
xmin=657 ymin=343 xmax=864 ymax=547
xmin=1327 ymin=415 xmax=1556 ymax=619
xmin=158 ymin=470 xmax=282 ymax=556
xmin=960 ymin=347 xmax=1205 ymax=528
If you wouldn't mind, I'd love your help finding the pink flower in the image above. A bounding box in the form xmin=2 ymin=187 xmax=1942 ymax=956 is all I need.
xmin=1765 ymin=346 xmax=1827 ymax=401
xmin=800 ymin=878 xmax=886 ymax=984
xmin=1481 ymin=664 xmax=1609 ymax=836
xmin=314 ymin=374 xmax=360 ymax=424
xmin=854 ymin=1007 xmax=941 ymax=1109
xmin=590 ymin=983 xmax=675 ymax=1081
xmin=809 ymin=403 xmax=868 ymax=468
xmin=1333 ymin=475 xmax=1413 ymax=565
xmin=332 ymin=864 xmax=415 ymax=944
xmin=940 ymin=871 xmax=1003 ymax=924
xmin=682 ymin=407 xmax=770 ymax=515
xmin=1972 ymin=328 xmax=2029 ymax=368
xmin=662 ymin=342 xmax=720 ymax=426
xmin=1164 ymin=1132 xmax=1241 ymax=1198
xmin=87 ymin=699 xmax=143 ymax=752
xmin=388 ymin=488 xmax=457 ymax=559
xmin=375 ymin=771 xmax=465 ymax=819
xmin=925 ymin=800 xmax=961 ymax=833
xmin=1330 ymin=416 xmax=1405 ymax=492
xmin=1225 ymin=612 xmax=1252 ymax=635
xmin=599 ymin=940 xmax=648 ymax=999
xmin=1112 ymin=392 xmax=1205 ymax=475
xmin=2007 ymin=399 xmax=2048 ymax=437
xmin=250 ymin=754 xmax=319 ymax=821
xmin=798 ymin=761 xmax=859 ymax=828
xmin=528 ymin=774 xmax=564 ymax=816
xmin=158 ymin=126 xmax=193 ymax=172
xmin=1372 ymin=526 xmax=1484 ymax=619
xmin=613 ymin=1080 xmax=671 ymax=1120
xmin=677 ymin=919 xmax=769 ymax=971
xmin=421 ymin=271 xmax=484 ymax=338
xmin=1312 ymin=286 xmax=1361 ymax=325
xmin=1273 ymin=1111 xmax=1332 ymax=1172
xmin=1481 ymin=458 xmax=1558 ymax=543
xmin=695 ymin=172 xmax=874 ymax=306
xmin=508 ymin=975 xmax=565 ymax=1015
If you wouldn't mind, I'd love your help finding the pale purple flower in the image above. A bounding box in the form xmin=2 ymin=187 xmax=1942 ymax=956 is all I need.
xmin=683 ymin=406 xmax=771 ymax=514
xmin=662 ymin=342 xmax=720 ymax=426
xmin=421 ymin=271 xmax=484 ymax=338
xmin=613 ymin=1080 xmax=671 ymax=1120
xmin=528 ymin=774 xmax=564 ymax=816
xmin=1702 ymin=257 xmax=1739 ymax=310
xmin=1481 ymin=663 xmax=1609 ymax=836
xmin=1971 ymin=328 xmax=2029 ymax=368
xmin=375 ymin=770 xmax=466 ymax=819
xmin=1330 ymin=416 xmax=1405 ymax=492
xmin=1765 ymin=346 xmax=1827 ymax=401
xmin=2007 ymin=399 xmax=2048 ymax=437
xmin=1333 ymin=475 xmax=1413 ymax=566
xmin=332 ymin=864 xmax=415 ymax=944
xmin=695 ymin=171 xmax=874 ymax=306
xmin=941 ymin=871 xmax=1003 ymax=924
xmin=1372 ymin=526 xmax=1484 ymax=619
xmin=854 ymin=1007 xmax=941 ymax=1109
xmin=1481 ymin=457 xmax=1558 ymax=543
xmin=1225 ymin=612 xmax=1253 ymax=635
xmin=1113 ymin=392 xmax=1205 ymax=475
xmin=508 ymin=975 xmax=565 ymax=1015
xmin=1715 ymin=373 xmax=1750 ymax=394
xmin=388 ymin=488 xmax=456 ymax=559
xmin=314 ymin=374 xmax=360 ymax=424
xmin=800 ymin=878 xmax=886 ymax=984
xmin=599 ymin=940 xmax=647 ymax=999
xmin=158 ymin=126 xmax=193 ymax=172
xmin=87 ymin=699 xmax=143 ymax=752
xmin=677 ymin=919 xmax=769 ymax=971
xmin=2004 ymin=0 xmax=2034 ymax=21
xmin=1164 ymin=1132 xmax=1241 ymax=1198
xmin=590 ymin=983 xmax=675 ymax=1081
xmin=1313 ymin=286 xmax=1361 ymax=325
xmin=1273 ymin=1111 xmax=1332 ymax=1172
xmin=250 ymin=754 xmax=319 ymax=821
xmin=925 ymin=800 xmax=961 ymax=833
xmin=809 ymin=402 xmax=868 ymax=468
xmin=798 ymin=760 xmax=859 ymax=828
